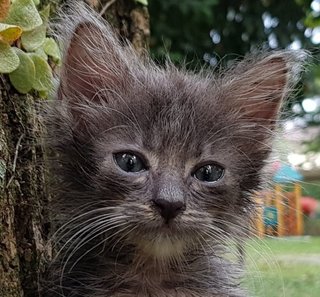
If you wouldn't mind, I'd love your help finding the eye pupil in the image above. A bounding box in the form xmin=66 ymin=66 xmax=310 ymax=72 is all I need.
xmin=194 ymin=164 xmax=224 ymax=183
xmin=114 ymin=153 xmax=146 ymax=173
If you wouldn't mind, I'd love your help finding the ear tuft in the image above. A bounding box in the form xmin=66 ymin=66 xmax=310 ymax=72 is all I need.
xmin=60 ymin=22 xmax=100 ymax=99
xmin=55 ymin=3 xmax=131 ymax=102
xmin=226 ymin=51 xmax=305 ymax=127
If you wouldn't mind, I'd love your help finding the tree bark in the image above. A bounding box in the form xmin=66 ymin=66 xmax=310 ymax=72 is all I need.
xmin=0 ymin=1 xmax=149 ymax=296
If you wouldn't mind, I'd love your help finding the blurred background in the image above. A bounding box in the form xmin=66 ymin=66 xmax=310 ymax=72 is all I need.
xmin=148 ymin=1 xmax=320 ymax=296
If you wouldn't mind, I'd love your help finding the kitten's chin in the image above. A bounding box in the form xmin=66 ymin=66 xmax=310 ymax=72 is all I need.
xmin=135 ymin=235 xmax=188 ymax=260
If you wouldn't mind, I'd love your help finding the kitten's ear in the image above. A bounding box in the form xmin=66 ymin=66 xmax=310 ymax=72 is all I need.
xmin=228 ymin=53 xmax=299 ymax=126
xmin=58 ymin=21 xmax=126 ymax=100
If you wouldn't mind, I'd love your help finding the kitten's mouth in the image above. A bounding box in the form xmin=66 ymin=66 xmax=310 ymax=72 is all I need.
xmin=159 ymin=220 xmax=177 ymax=231
xmin=136 ymin=233 xmax=188 ymax=259
xmin=132 ymin=222 xmax=193 ymax=259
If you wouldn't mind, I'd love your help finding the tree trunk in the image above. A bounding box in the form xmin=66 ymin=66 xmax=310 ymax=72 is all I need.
xmin=0 ymin=1 xmax=149 ymax=296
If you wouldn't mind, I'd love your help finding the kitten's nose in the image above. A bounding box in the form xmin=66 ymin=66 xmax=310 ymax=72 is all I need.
xmin=152 ymin=198 xmax=186 ymax=222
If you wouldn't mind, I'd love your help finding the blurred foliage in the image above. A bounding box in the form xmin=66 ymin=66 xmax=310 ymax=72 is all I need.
xmin=149 ymin=0 xmax=320 ymax=151
xmin=149 ymin=0 xmax=314 ymax=65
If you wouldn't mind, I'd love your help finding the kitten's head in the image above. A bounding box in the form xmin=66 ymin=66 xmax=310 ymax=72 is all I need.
xmin=48 ymin=5 xmax=303 ymax=263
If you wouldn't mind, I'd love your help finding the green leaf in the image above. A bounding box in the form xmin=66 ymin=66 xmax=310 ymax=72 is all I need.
xmin=21 ymin=3 xmax=51 ymax=52
xmin=9 ymin=48 xmax=35 ymax=93
xmin=21 ymin=22 xmax=46 ymax=51
xmin=43 ymin=37 xmax=61 ymax=62
xmin=32 ymin=0 xmax=40 ymax=5
xmin=29 ymin=53 xmax=53 ymax=91
xmin=5 ymin=0 xmax=42 ymax=31
xmin=39 ymin=5 xmax=50 ymax=21
xmin=135 ymin=0 xmax=148 ymax=5
xmin=0 ymin=23 xmax=22 ymax=44
xmin=34 ymin=46 xmax=47 ymax=60
xmin=0 ymin=41 xmax=19 ymax=73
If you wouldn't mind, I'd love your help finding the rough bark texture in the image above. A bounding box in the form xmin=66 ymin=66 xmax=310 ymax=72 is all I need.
xmin=0 ymin=78 xmax=48 ymax=297
xmin=0 ymin=1 xmax=149 ymax=296
xmin=90 ymin=0 xmax=150 ymax=53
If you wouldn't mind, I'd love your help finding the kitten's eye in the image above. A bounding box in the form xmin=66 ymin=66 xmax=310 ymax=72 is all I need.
xmin=114 ymin=152 xmax=146 ymax=173
xmin=193 ymin=163 xmax=224 ymax=183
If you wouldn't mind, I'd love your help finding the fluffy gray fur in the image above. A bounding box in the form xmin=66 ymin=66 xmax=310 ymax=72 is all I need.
xmin=43 ymin=2 xmax=305 ymax=297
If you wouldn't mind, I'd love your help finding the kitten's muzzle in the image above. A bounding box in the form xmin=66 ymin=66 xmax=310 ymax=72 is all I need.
xmin=152 ymin=198 xmax=186 ymax=223
xmin=152 ymin=173 xmax=186 ymax=223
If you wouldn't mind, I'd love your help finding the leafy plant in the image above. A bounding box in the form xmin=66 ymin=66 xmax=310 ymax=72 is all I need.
xmin=0 ymin=0 xmax=61 ymax=97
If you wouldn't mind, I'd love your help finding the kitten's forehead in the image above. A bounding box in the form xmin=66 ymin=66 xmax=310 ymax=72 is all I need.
xmin=102 ymin=75 xmax=230 ymax=158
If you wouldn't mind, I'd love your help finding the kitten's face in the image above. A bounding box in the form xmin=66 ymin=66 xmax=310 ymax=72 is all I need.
xmin=50 ymin=16 xmax=300 ymax=263
xmin=63 ymin=74 xmax=272 ymax=259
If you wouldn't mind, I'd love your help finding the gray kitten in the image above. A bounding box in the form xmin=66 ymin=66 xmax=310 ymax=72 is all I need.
xmin=44 ymin=3 xmax=304 ymax=297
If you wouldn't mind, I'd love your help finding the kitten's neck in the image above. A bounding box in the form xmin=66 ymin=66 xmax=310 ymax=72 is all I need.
xmin=92 ymin=245 xmax=243 ymax=297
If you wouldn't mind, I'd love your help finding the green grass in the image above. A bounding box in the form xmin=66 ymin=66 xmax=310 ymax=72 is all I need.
xmin=244 ymin=237 xmax=320 ymax=297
